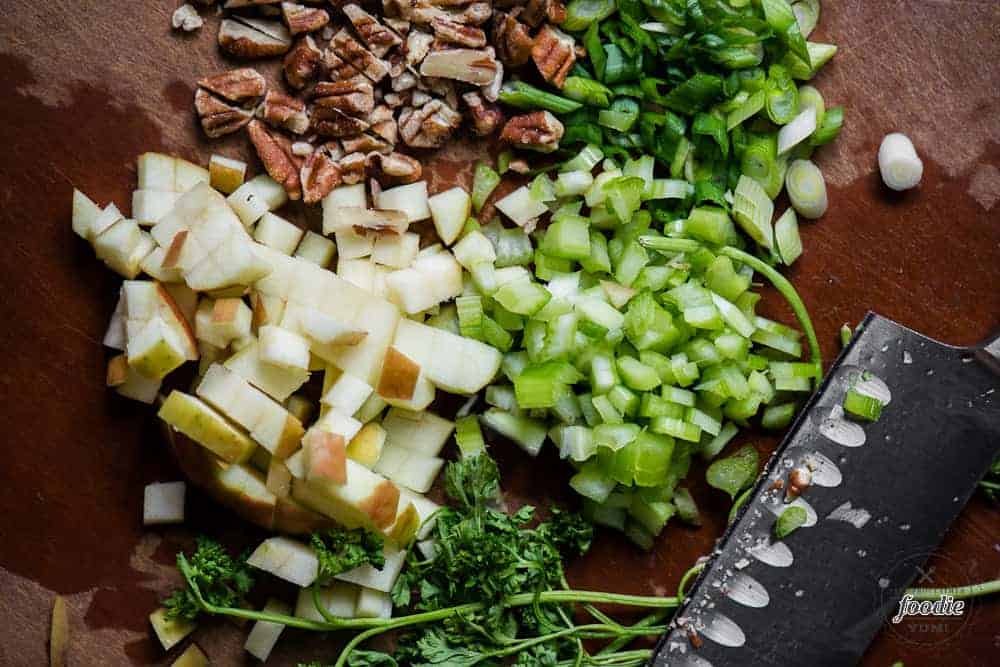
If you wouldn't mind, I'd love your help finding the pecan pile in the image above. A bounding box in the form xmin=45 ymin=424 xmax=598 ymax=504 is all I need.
xmin=190 ymin=0 xmax=575 ymax=202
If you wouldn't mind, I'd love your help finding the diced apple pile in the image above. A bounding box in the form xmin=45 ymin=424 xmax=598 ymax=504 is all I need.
xmin=76 ymin=151 xmax=502 ymax=661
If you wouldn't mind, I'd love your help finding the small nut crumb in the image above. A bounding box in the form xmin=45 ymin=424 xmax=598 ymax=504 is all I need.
xmin=172 ymin=4 xmax=203 ymax=32
xmin=787 ymin=467 xmax=812 ymax=500
xmin=291 ymin=141 xmax=314 ymax=157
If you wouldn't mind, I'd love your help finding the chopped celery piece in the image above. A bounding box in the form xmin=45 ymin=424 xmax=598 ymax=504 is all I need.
xmin=706 ymin=444 xmax=759 ymax=499
xmin=672 ymin=487 xmax=701 ymax=526
xmin=553 ymin=392 xmax=583 ymax=424
xmin=661 ymin=385 xmax=696 ymax=406
xmin=711 ymin=293 xmax=756 ymax=338
xmin=501 ymin=351 xmax=529 ymax=382
xmin=774 ymin=208 xmax=803 ymax=265
xmin=584 ymin=169 xmax=623 ymax=208
xmin=493 ymin=226 xmax=535 ymax=267
xmin=481 ymin=315 xmax=514 ymax=352
xmin=670 ymin=354 xmax=700 ymax=387
xmin=480 ymin=408 xmax=548 ymax=456
xmin=562 ymin=144 xmax=604 ymax=172
xmin=456 ymin=295 xmax=484 ymax=339
xmin=494 ymin=279 xmax=551 ymax=316
xmin=542 ymin=216 xmax=592 ymax=261
xmin=614 ymin=241 xmax=649 ymax=287
xmin=686 ymin=406 xmax=722 ymax=437
xmin=555 ymin=425 xmax=596 ymax=461
xmin=534 ymin=251 xmax=573 ymax=281
xmin=617 ymin=357 xmax=661 ymax=391
xmin=769 ymin=361 xmax=815 ymax=377
xmin=591 ymin=394 xmax=623 ymax=424
xmin=751 ymin=328 xmax=803 ymax=357
xmin=570 ymin=461 xmax=616 ymax=503
xmin=747 ymin=370 xmax=775 ymax=403
xmin=686 ymin=206 xmax=737 ymax=246
xmin=701 ymin=421 xmax=738 ymax=460
xmin=647 ymin=179 xmax=693 ymax=200
xmin=486 ymin=385 xmax=520 ymax=413
xmin=605 ymin=176 xmax=645 ymax=223
xmin=455 ymin=415 xmax=486 ymax=456
xmin=840 ymin=323 xmax=853 ymax=348
xmin=607 ymin=385 xmax=639 ymax=417
xmin=580 ymin=231 xmax=612 ymax=274
xmin=555 ymin=170 xmax=595 ymax=198
xmin=650 ymin=416 xmax=701 ymax=442
xmin=774 ymin=376 xmax=812 ymax=392
xmin=514 ymin=360 xmax=581 ymax=409
xmin=493 ymin=304 xmax=524 ymax=331
xmin=639 ymin=394 xmax=685 ymax=419
xmin=761 ymin=402 xmax=798 ymax=429
xmin=639 ymin=350 xmax=673 ymax=383
xmin=843 ymin=388 xmax=884 ymax=422
xmin=581 ymin=499 xmax=627 ymax=531
xmin=471 ymin=162 xmax=500 ymax=213
xmin=576 ymin=298 xmax=625 ymax=332
xmin=624 ymin=521 xmax=655 ymax=550
xmin=732 ymin=175 xmax=775 ymax=249
xmin=629 ymin=495 xmax=676 ymax=535
xmin=578 ymin=393 xmax=600 ymax=426
xmin=594 ymin=423 xmax=641 ymax=451
xmin=529 ymin=174 xmax=556 ymax=203
xmin=705 ymin=256 xmax=750 ymax=302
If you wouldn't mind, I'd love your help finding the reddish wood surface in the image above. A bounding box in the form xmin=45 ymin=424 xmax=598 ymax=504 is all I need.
xmin=0 ymin=1 xmax=997 ymax=665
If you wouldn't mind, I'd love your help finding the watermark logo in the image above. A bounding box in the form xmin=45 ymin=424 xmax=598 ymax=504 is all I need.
xmin=878 ymin=550 xmax=977 ymax=647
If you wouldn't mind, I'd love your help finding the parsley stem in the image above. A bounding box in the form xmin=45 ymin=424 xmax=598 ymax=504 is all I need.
xmin=906 ymin=578 xmax=1000 ymax=601
xmin=979 ymin=480 xmax=1000 ymax=491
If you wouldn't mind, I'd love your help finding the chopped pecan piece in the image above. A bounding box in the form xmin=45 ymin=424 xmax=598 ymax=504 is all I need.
xmin=404 ymin=30 xmax=434 ymax=66
xmin=420 ymin=77 xmax=459 ymax=110
xmin=322 ymin=50 xmax=363 ymax=81
xmin=248 ymin=120 xmax=302 ymax=199
xmin=455 ymin=2 xmax=493 ymax=26
xmin=522 ymin=0 xmax=566 ymax=27
xmin=338 ymin=152 xmax=367 ymax=184
xmin=342 ymin=134 xmax=392 ymax=154
xmin=383 ymin=91 xmax=411 ymax=109
xmin=431 ymin=17 xmax=486 ymax=47
xmin=532 ymin=25 xmax=575 ymax=88
xmin=411 ymin=90 xmax=432 ymax=107
xmin=300 ymin=147 xmax=341 ymax=204
xmin=263 ymin=89 xmax=310 ymax=134
xmin=492 ymin=12 xmax=533 ymax=67
xmin=462 ymin=91 xmax=504 ymax=136
xmin=387 ymin=51 xmax=407 ymax=78
xmin=367 ymin=152 xmax=423 ymax=185
xmin=420 ymin=48 xmax=499 ymax=85
xmin=312 ymin=106 xmax=372 ymax=137
xmin=385 ymin=17 xmax=411 ymax=37
xmin=312 ymin=78 xmax=375 ymax=116
xmin=198 ymin=68 xmax=266 ymax=103
xmin=398 ymin=100 xmax=462 ymax=148
xmin=218 ymin=17 xmax=292 ymax=58
xmin=283 ymin=35 xmax=322 ymax=89
xmin=331 ymin=30 xmax=390 ymax=84
xmin=369 ymin=105 xmax=398 ymax=143
xmin=282 ymin=2 xmax=330 ymax=34
xmin=507 ymin=157 xmax=530 ymax=174
xmin=480 ymin=46 xmax=503 ymax=102
xmin=172 ymin=4 xmax=204 ymax=32
xmin=291 ymin=141 xmax=315 ymax=156
xmin=342 ymin=4 xmax=402 ymax=58
xmin=392 ymin=70 xmax=419 ymax=92
xmin=500 ymin=111 xmax=564 ymax=153
xmin=194 ymin=89 xmax=253 ymax=138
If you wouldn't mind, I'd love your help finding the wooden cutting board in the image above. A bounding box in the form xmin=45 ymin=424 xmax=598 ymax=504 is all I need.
xmin=0 ymin=1 xmax=997 ymax=665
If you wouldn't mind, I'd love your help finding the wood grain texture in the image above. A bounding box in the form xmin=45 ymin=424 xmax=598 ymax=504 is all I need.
xmin=0 ymin=1 xmax=997 ymax=665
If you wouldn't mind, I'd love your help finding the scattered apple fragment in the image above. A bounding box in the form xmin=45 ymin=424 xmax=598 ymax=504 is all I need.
xmin=143 ymin=481 xmax=186 ymax=525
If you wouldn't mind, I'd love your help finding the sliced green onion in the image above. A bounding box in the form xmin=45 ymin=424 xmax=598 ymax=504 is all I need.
xmin=673 ymin=487 xmax=701 ymax=525
xmin=472 ymin=162 xmax=500 ymax=213
xmin=498 ymin=81 xmax=582 ymax=114
xmin=774 ymin=208 xmax=803 ymax=265
xmin=726 ymin=90 xmax=766 ymax=131
xmin=840 ymin=323 xmax=853 ymax=348
xmin=811 ymin=106 xmax=844 ymax=147
xmin=777 ymin=106 xmax=817 ymax=155
xmin=797 ymin=85 xmax=826 ymax=129
xmin=786 ymin=159 xmax=828 ymax=219
xmin=481 ymin=315 xmax=514 ymax=352
xmin=733 ymin=175 xmax=775 ymax=249
xmin=562 ymin=76 xmax=612 ymax=108
xmin=793 ymin=0 xmax=820 ymax=38
xmin=497 ymin=150 xmax=513 ymax=175
xmin=599 ymin=98 xmax=641 ymax=132
xmin=765 ymin=64 xmax=799 ymax=125
xmin=783 ymin=42 xmax=838 ymax=80
xmin=562 ymin=0 xmax=617 ymax=32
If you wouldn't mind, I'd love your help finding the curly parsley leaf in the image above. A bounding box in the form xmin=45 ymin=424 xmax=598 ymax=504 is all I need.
xmin=311 ymin=527 xmax=385 ymax=585
xmin=444 ymin=451 xmax=501 ymax=511
xmin=164 ymin=537 xmax=254 ymax=622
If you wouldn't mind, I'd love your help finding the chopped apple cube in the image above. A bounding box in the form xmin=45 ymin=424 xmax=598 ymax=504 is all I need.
xmin=284 ymin=304 xmax=367 ymax=346
xmin=132 ymin=189 xmax=181 ymax=226
xmin=122 ymin=281 xmax=198 ymax=360
xmin=392 ymin=318 xmax=501 ymax=394
xmin=90 ymin=203 xmax=124 ymax=241
xmin=143 ymin=481 xmax=186 ymax=525
xmin=285 ymin=394 xmax=315 ymax=424
xmin=304 ymin=429 xmax=347 ymax=484
xmin=428 ymin=186 xmax=471 ymax=245
xmin=322 ymin=373 xmax=373 ymax=414
xmin=103 ymin=295 xmax=127 ymax=350
xmin=224 ymin=340 xmax=310 ymax=401
xmin=385 ymin=252 xmax=462 ymax=314
xmin=107 ymin=354 xmax=161 ymax=403
xmin=337 ymin=257 xmax=376 ymax=292
xmin=313 ymin=410 xmax=363 ymax=441
xmin=197 ymin=364 xmax=305 ymax=458
xmin=259 ymin=325 xmax=311 ymax=371
xmin=244 ymin=598 xmax=291 ymax=661
xmin=171 ymin=643 xmax=208 ymax=667
xmin=184 ymin=237 xmax=271 ymax=292
xmin=174 ymin=158 xmax=211 ymax=192
xmin=285 ymin=448 xmax=306 ymax=479
xmin=294 ymin=231 xmax=337 ymax=267
xmin=215 ymin=462 xmax=278 ymax=525
xmin=71 ymin=188 xmax=102 ymax=240
xmin=321 ymin=183 xmax=368 ymax=234
xmin=295 ymin=583 xmax=357 ymax=621
xmin=250 ymin=292 xmax=286 ymax=329
xmin=228 ymin=175 xmax=288 ymax=227
xmin=209 ymin=154 xmax=247 ymax=194
xmin=376 ymin=346 xmax=421 ymax=402
xmin=355 ymin=392 xmax=388 ymax=424
xmin=247 ymin=536 xmax=318 ymax=587
xmin=254 ymin=212 xmax=303 ymax=255
xmin=94 ymin=219 xmax=154 ymax=279
xmin=400 ymin=489 xmax=441 ymax=540
xmin=194 ymin=297 xmax=251 ymax=348
xmin=140 ymin=246 xmax=184 ymax=283
xmin=376 ymin=181 xmax=430 ymax=222
xmin=335 ymin=544 xmax=406 ymax=593
xmin=452 ymin=230 xmax=496 ymax=269
xmin=355 ymin=587 xmax=392 ymax=619
xmin=266 ymin=458 xmax=293 ymax=497
xmin=346 ymin=422 xmax=386 ymax=468
xmin=374 ymin=444 xmax=444 ymax=493
xmin=291 ymin=459 xmax=400 ymax=533
xmin=149 ymin=607 xmax=194 ymax=651
xmin=335 ymin=228 xmax=375 ymax=259
xmin=138 ymin=153 xmax=176 ymax=191
xmin=496 ymin=185 xmax=548 ymax=227
xmin=158 ymin=390 xmax=257 ymax=463
xmin=250 ymin=445 xmax=272 ymax=473
xmin=163 ymin=283 xmax=198 ymax=326
xmin=127 ymin=317 xmax=187 ymax=380
xmin=372 ymin=231 xmax=420 ymax=269
xmin=382 ymin=407 xmax=455 ymax=457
